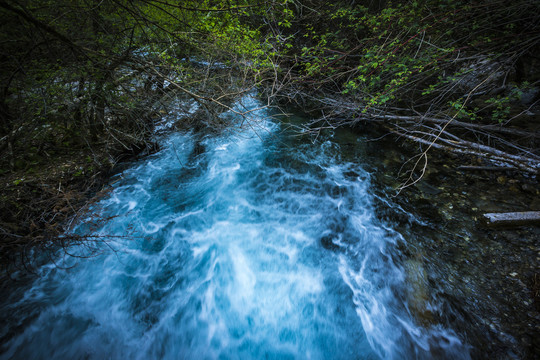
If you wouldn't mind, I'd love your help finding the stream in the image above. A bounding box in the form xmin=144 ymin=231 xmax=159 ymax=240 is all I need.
xmin=1 ymin=94 xmax=536 ymax=359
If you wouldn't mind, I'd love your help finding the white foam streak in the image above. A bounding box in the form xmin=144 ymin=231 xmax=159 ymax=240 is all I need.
xmin=0 ymin=94 xmax=469 ymax=360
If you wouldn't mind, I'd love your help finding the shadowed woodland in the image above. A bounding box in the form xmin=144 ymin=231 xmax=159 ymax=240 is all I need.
xmin=0 ymin=0 xmax=538 ymax=272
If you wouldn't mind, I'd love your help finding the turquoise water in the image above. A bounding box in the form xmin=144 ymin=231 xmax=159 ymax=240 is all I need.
xmin=0 ymin=96 xmax=470 ymax=359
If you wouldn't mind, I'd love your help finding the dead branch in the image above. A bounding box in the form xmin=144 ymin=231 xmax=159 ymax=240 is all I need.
xmin=389 ymin=128 xmax=539 ymax=173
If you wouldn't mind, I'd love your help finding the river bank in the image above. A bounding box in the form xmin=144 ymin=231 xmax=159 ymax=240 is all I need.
xmin=358 ymin=126 xmax=540 ymax=359
xmin=276 ymin=108 xmax=540 ymax=357
xmin=0 ymin=138 xmax=159 ymax=275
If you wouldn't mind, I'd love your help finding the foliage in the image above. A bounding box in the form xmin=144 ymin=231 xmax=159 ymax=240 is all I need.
xmin=271 ymin=0 xmax=540 ymax=122
xmin=0 ymin=0 xmax=276 ymax=269
xmin=0 ymin=1 xmax=283 ymax=168
xmin=1 ymin=0 xmax=539 ymax=269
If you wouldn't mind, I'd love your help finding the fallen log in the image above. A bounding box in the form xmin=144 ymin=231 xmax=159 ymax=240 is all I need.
xmin=369 ymin=113 xmax=540 ymax=139
xmin=482 ymin=211 xmax=540 ymax=227
xmin=388 ymin=128 xmax=540 ymax=174
xmin=458 ymin=165 xmax=516 ymax=171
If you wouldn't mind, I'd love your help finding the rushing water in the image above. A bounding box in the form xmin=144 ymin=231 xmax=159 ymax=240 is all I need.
xmin=0 ymin=96 xmax=471 ymax=359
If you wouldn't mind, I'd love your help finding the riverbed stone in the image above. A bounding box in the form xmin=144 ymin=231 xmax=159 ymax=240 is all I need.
xmin=404 ymin=257 xmax=434 ymax=326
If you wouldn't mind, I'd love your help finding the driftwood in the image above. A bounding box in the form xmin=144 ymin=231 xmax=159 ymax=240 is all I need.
xmin=370 ymin=114 xmax=540 ymax=139
xmin=458 ymin=165 xmax=516 ymax=171
xmin=389 ymin=128 xmax=539 ymax=174
xmin=483 ymin=211 xmax=540 ymax=227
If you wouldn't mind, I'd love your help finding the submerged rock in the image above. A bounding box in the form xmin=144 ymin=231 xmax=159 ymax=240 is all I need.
xmin=320 ymin=234 xmax=341 ymax=251
xmin=404 ymin=257 xmax=434 ymax=326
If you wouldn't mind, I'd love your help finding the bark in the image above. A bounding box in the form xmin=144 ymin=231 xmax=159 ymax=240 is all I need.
xmin=370 ymin=113 xmax=540 ymax=139
xmin=483 ymin=211 xmax=540 ymax=227
xmin=457 ymin=165 xmax=516 ymax=171
xmin=390 ymin=128 xmax=539 ymax=174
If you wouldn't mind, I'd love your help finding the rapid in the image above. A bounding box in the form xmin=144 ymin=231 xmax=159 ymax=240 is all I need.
xmin=0 ymin=95 xmax=470 ymax=359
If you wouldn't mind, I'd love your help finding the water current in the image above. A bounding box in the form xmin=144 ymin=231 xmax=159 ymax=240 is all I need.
xmin=0 ymin=95 xmax=471 ymax=359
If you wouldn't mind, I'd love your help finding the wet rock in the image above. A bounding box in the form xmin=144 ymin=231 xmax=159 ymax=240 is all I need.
xmin=414 ymin=198 xmax=443 ymax=221
xmin=415 ymin=181 xmax=442 ymax=196
xmin=343 ymin=170 xmax=359 ymax=180
xmin=521 ymin=183 xmax=537 ymax=194
xmin=404 ymin=257 xmax=434 ymax=326
xmin=529 ymin=197 xmax=540 ymax=210
xmin=320 ymin=234 xmax=341 ymax=251
xmin=520 ymin=87 xmax=540 ymax=106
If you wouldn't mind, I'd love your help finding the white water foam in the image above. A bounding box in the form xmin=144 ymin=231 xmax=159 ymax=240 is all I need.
xmin=0 ymin=95 xmax=470 ymax=359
